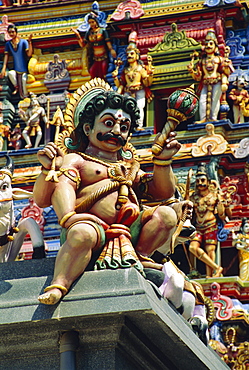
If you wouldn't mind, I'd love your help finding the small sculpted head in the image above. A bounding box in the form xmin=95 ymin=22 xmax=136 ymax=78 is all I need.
xmin=7 ymin=25 xmax=17 ymax=39
xmin=240 ymin=217 xmax=249 ymax=235
xmin=195 ymin=162 xmax=209 ymax=191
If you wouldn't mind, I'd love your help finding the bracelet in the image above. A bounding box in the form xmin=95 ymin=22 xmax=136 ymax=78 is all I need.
xmin=41 ymin=166 xmax=50 ymax=175
xmin=153 ymin=157 xmax=173 ymax=166
xmin=59 ymin=211 xmax=76 ymax=228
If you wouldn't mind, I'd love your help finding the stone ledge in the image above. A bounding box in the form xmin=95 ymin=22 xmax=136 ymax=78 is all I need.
xmin=0 ymin=259 xmax=229 ymax=370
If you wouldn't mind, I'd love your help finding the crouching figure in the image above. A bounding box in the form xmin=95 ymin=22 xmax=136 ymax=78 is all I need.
xmin=33 ymin=79 xmax=193 ymax=305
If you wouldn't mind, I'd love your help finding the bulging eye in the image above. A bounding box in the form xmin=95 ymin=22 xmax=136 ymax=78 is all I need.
xmin=120 ymin=124 xmax=128 ymax=132
xmin=104 ymin=120 xmax=114 ymax=127
xmin=1 ymin=182 xmax=9 ymax=191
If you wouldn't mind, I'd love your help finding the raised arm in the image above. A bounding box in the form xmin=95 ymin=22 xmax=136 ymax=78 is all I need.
xmin=147 ymin=132 xmax=181 ymax=200
xmin=71 ymin=28 xmax=86 ymax=48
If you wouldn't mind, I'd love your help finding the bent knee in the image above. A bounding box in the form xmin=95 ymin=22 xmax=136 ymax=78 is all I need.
xmin=154 ymin=206 xmax=178 ymax=230
xmin=67 ymin=223 xmax=98 ymax=249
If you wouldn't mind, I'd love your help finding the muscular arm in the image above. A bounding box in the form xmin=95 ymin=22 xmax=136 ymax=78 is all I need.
xmin=147 ymin=165 xmax=176 ymax=200
xmin=146 ymin=132 xmax=180 ymax=200
xmin=33 ymin=147 xmax=82 ymax=213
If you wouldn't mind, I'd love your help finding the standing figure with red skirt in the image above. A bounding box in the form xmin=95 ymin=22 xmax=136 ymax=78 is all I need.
xmin=72 ymin=13 xmax=116 ymax=80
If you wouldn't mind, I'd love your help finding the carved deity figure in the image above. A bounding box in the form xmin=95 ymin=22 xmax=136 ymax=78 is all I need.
xmin=0 ymin=24 xmax=33 ymax=98
xmin=228 ymin=76 xmax=249 ymax=124
xmin=33 ymin=78 xmax=193 ymax=305
xmin=232 ymin=217 xmax=249 ymax=281
xmin=189 ymin=163 xmax=230 ymax=278
xmin=8 ymin=123 xmax=22 ymax=150
xmin=18 ymin=92 xmax=48 ymax=148
xmin=71 ymin=5 xmax=116 ymax=80
xmin=112 ymin=32 xmax=154 ymax=130
xmin=187 ymin=30 xmax=233 ymax=123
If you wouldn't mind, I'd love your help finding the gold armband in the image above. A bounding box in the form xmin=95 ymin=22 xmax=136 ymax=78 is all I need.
xmin=59 ymin=211 xmax=76 ymax=228
xmin=58 ymin=167 xmax=81 ymax=189
xmin=153 ymin=158 xmax=173 ymax=166
xmin=138 ymin=174 xmax=154 ymax=200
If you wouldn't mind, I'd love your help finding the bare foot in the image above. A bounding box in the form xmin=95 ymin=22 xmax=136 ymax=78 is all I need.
xmin=25 ymin=144 xmax=32 ymax=149
xmin=38 ymin=288 xmax=62 ymax=305
xmin=212 ymin=266 xmax=223 ymax=278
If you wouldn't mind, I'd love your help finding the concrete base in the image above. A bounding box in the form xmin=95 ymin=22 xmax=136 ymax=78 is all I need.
xmin=0 ymin=258 xmax=229 ymax=370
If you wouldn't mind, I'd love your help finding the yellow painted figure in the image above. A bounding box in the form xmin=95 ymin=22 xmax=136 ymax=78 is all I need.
xmin=112 ymin=32 xmax=154 ymax=130
xmin=189 ymin=163 xmax=230 ymax=277
xmin=232 ymin=218 xmax=249 ymax=281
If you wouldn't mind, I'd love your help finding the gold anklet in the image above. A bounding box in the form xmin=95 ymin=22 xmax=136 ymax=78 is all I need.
xmin=44 ymin=284 xmax=68 ymax=296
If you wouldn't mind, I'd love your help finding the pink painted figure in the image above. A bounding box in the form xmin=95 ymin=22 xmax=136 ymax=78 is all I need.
xmin=0 ymin=15 xmax=13 ymax=42
xmin=33 ymin=84 xmax=192 ymax=305
xmin=0 ymin=24 xmax=33 ymax=98
xmin=187 ymin=30 xmax=233 ymax=123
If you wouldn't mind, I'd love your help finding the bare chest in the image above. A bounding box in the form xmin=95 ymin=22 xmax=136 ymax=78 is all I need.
xmin=80 ymin=160 xmax=129 ymax=186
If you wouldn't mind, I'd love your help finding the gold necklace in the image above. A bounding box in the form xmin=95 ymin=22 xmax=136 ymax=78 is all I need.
xmin=126 ymin=66 xmax=138 ymax=83
xmin=79 ymin=151 xmax=124 ymax=168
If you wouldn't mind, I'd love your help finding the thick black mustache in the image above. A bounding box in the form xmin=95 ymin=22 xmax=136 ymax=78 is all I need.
xmin=96 ymin=132 xmax=126 ymax=146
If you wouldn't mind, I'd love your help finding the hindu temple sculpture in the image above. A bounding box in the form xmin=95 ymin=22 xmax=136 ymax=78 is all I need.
xmin=229 ymin=76 xmax=249 ymax=124
xmin=0 ymin=24 xmax=33 ymax=99
xmin=71 ymin=2 xmax=116 ymax=80
xmin=232 ymin=217 xmax=249 ymax=281
xmin=18 ymin=92 xmax=48 ymax=148
xmin=189 ymin=163 xmax=231 ymax=278
xmin=112 ymin=31 xmax=154 ymax=130
xmin=33 ymin=78 xmax=198 ymax=305
xmin=187 ymin=30 xmax=233 ymax=123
